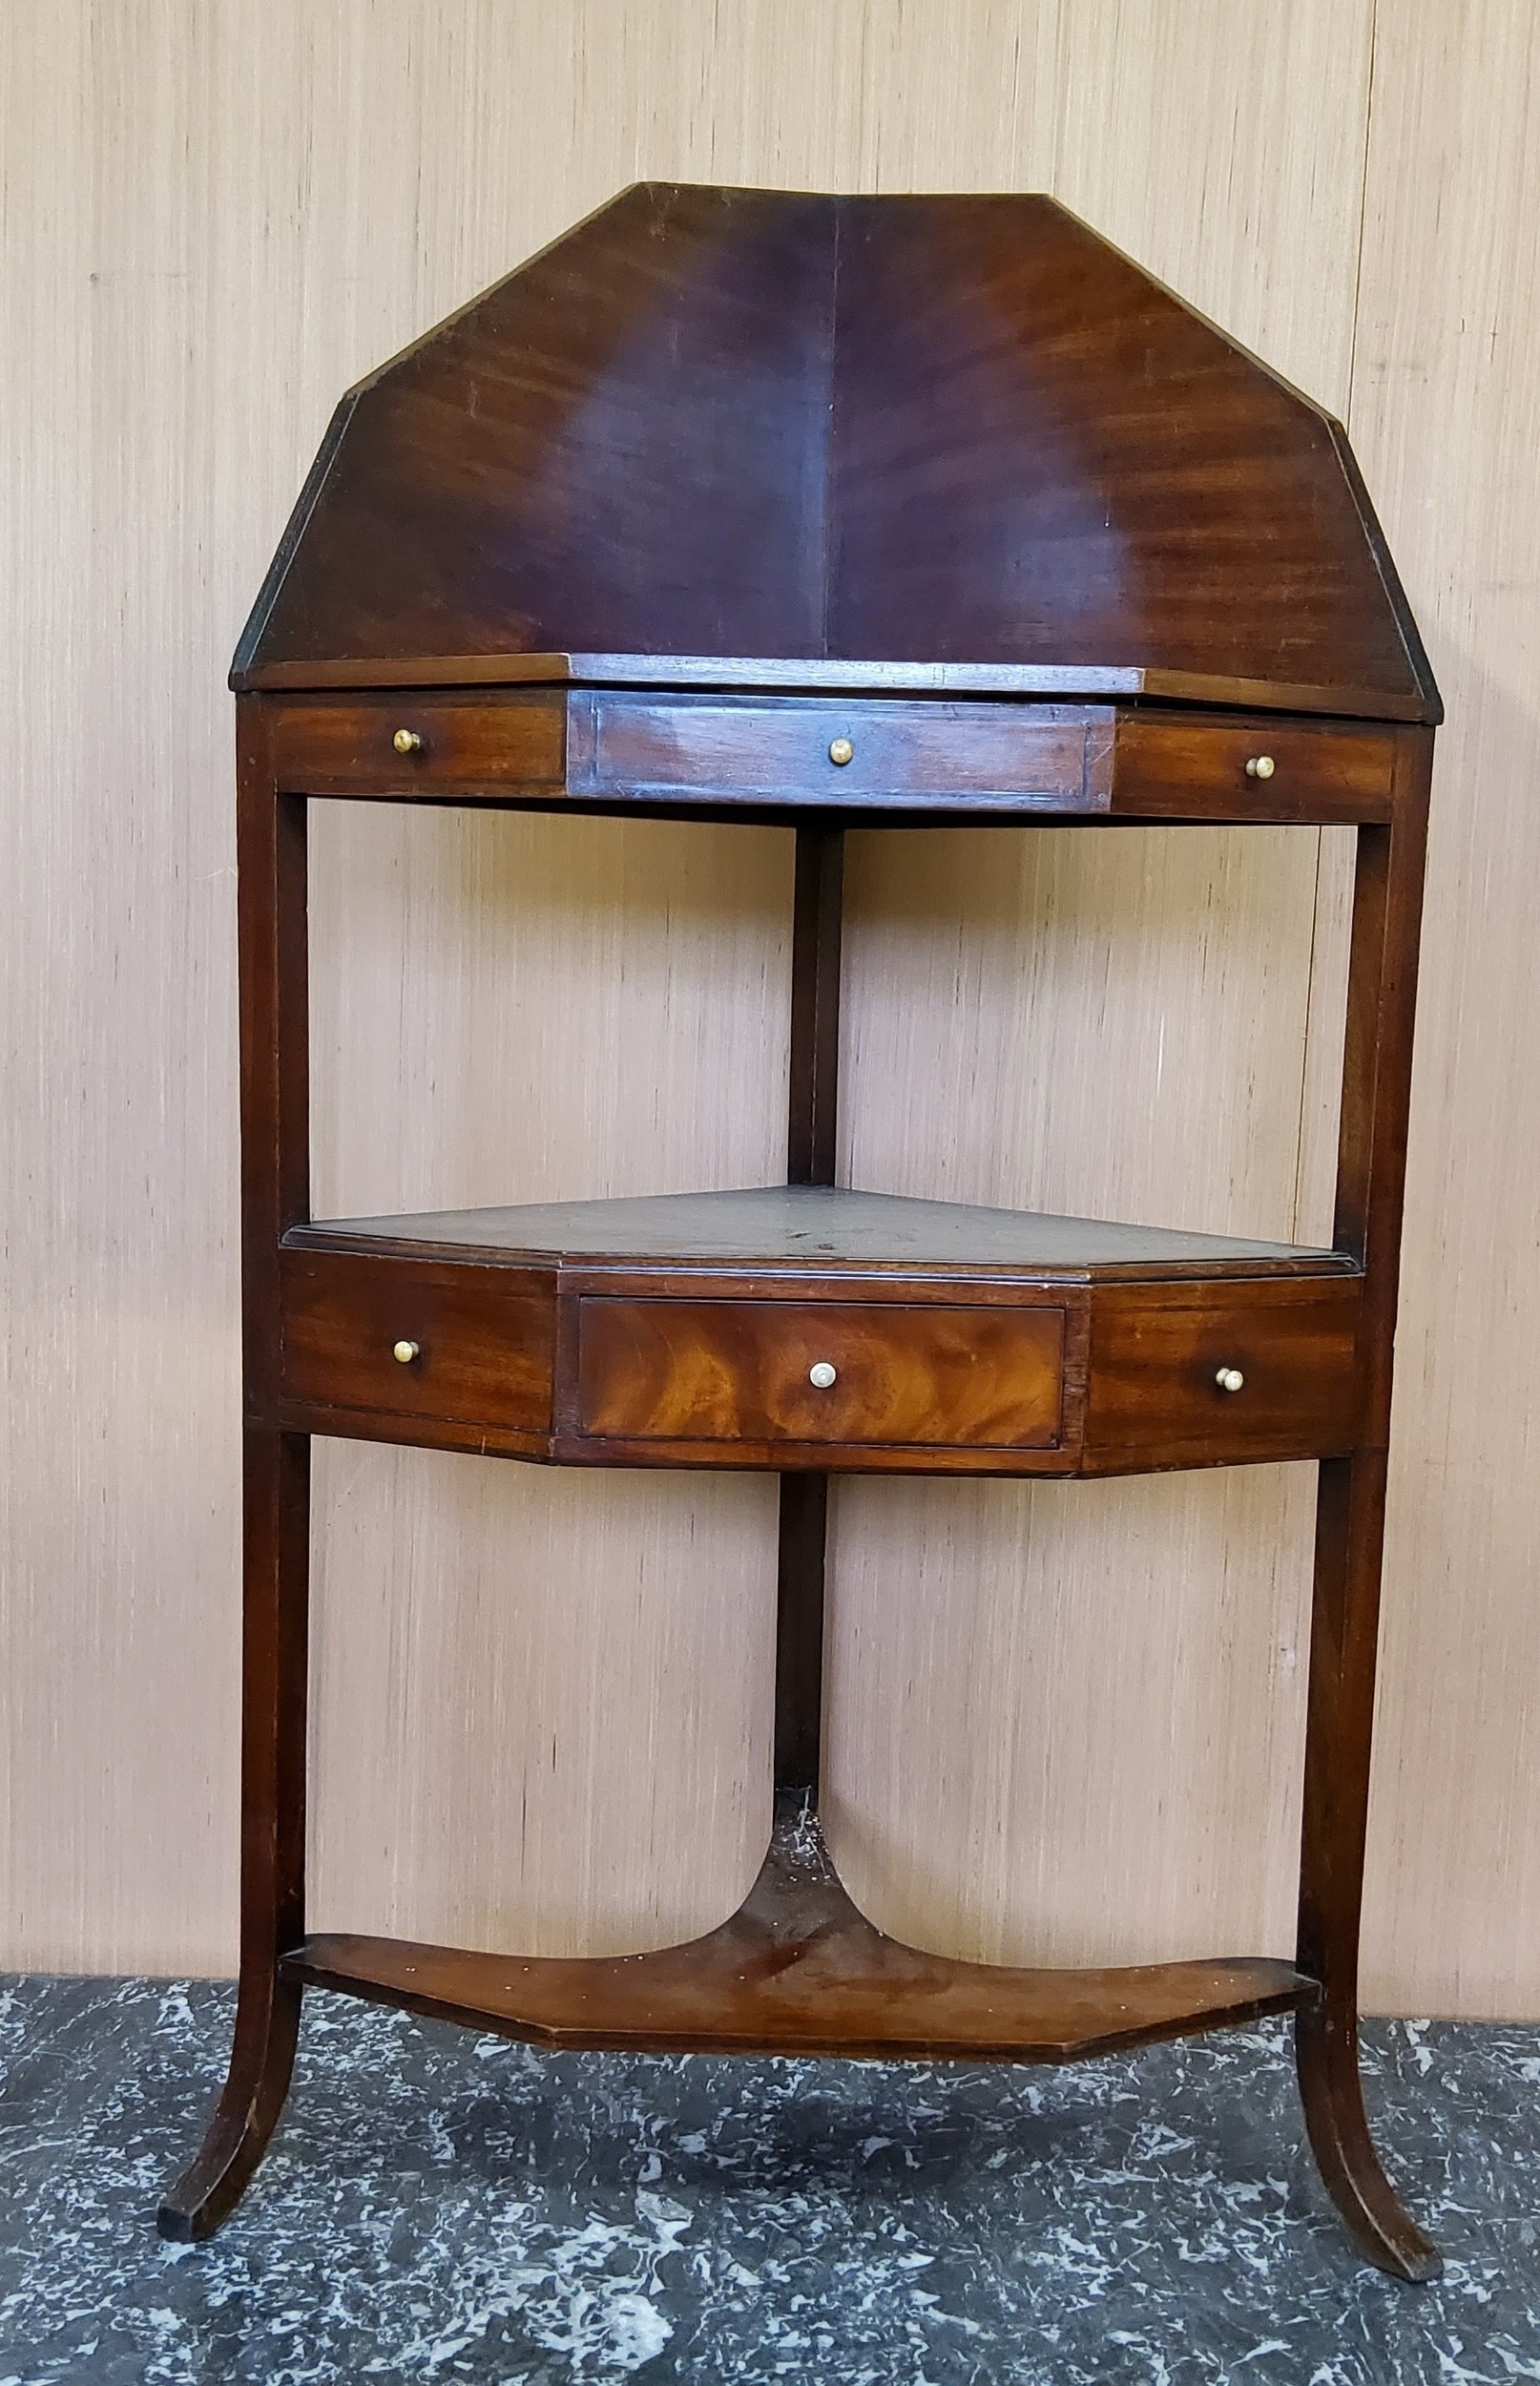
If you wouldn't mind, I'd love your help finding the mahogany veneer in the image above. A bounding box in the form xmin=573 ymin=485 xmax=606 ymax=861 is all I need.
xmin=273 ymin=1187 xmax=1362 ymax=1476
xmin=269 ymin=690 xmax=1399 ymax=823
xmin=234 ymin=186 xmax=1435 ymax=723
xmin=282 ymin=1804 xmax=1313 ymax=2063
xmin=162 ymin=186 xmax=1443 ymax=2284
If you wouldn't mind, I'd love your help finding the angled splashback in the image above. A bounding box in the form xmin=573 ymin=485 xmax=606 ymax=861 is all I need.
xmin=237 ymin=185 xmax=1436 ymax=722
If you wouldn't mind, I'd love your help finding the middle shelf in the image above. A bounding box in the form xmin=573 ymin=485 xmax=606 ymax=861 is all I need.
xmin=271 ymin=1184 xmax=1363 ymax=1478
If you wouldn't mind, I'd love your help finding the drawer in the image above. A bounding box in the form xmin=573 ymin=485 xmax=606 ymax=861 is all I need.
xmin=280 ymin=1250 xmax=554 ymax=1432
xmin=573 ymin=1298 xmax=1067 ymax=1452
xmin=270 ymin=695 xmax=566 ymax=797
xmin=568 ymin=695 xmax=1113 ymax=812
xmin=1113 ymin=715 xmax=1397 ymax=822
xmin=1082 ymin=1277 xmax=1363 ymax=1472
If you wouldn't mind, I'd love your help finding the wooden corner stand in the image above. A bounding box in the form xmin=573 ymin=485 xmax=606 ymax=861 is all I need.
xmin=160 ymin=185 xmax=1443 ymax=2279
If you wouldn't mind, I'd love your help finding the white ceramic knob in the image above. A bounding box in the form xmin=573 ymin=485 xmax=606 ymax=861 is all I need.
xmin=808 ymin=1361 xmax=838 ymax=1389
xmin=1245 ymin=754 xmax=1275 ymax=781
xmin=1216 ymin=1366 xmax=1245 ymax=1392
xmin=393 ymin=1339 xmax=421 ymax=1365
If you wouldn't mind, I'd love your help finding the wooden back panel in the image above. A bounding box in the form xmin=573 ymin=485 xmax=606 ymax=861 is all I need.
xmin=237 ymin=187 xmax=1435 ymax=724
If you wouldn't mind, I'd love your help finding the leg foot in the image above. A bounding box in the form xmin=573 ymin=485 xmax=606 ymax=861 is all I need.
xmin=1295 ymin=1999 xmax=1441 ymax=2281
xmin=157 ymin=1973 xmax=302 ymax=2241
xmin=160 ymin=1427 xmax=311 ymax=2240
xmin=1297 ymin=1450 xmax=1441 ymax=2282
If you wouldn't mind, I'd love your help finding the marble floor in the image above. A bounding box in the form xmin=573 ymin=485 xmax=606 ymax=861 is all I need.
xmin=0 ymin=1978 xmax=1537 ymax=2383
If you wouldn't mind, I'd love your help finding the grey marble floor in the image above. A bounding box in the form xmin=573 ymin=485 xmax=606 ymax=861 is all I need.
xmin=0 ymin=1978 xmax=1537 ymax=2383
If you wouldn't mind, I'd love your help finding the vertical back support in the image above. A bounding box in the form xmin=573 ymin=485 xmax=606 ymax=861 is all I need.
xmin=775 ymin=824 xmax=844 ymax=1797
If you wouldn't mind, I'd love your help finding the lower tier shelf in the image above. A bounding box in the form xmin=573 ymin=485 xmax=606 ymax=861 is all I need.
xmin=273 ymin=1184 xmax=1365 ymax=1476
xmin=282 ymin=1806 xmax=1316 ymax=2063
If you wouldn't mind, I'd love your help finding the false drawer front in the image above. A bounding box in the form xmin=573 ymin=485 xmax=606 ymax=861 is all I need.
xmin=1112 ymin=716 xmax=1397 ymax=821
xmin=568 ymin=695 xmax=1112 ymax=812
xmin=269 ymin=695 xmax=566 ymax=797
xmin=279 ymin=1250 xmax=554 ymax=1433
xmin=573 ymin=1298 xmax=1068 ymax=1452
xmin=1081 ymin=1276 xmax=1363 ymax=1472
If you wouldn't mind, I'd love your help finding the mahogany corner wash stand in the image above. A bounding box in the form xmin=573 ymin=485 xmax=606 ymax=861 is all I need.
xmin=161 ymin=187 xmax=1442 ymax=2278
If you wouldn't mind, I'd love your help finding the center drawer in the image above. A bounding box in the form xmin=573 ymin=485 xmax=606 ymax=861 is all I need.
xmin=568 ymin=694 xmax=1109 ymax=811
xmin=572 ymin=1298 xmax=1068 ymax=1453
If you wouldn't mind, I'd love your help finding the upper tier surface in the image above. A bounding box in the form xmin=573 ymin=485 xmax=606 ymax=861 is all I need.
xmin=237 ymin=185 xmax=1437 ymax=723
xmin=295 ymin=1184 xmax=1354 ymax=1279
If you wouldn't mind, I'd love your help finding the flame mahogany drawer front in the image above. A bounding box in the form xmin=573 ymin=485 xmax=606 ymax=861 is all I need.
xmin=270 ymin=695 xmax=566 ymax=797
xmin=1082 ymin=1276 xmax=1364 ymax=1472
xmin=568 ymin=695 xmax=1112 ymax=812
xmin=279 ymin=1250 xmax=554 ymax=1433
xmin=573 ymin=1297 xmax=1070 ymax=1454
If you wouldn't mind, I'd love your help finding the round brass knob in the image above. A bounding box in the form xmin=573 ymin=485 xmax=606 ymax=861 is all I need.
xmin=392 ymin=728 xmax=424 ymax=755
xmin=393 ymin=1339 xmax=421 ymax=1365
xmin=1216 ymin=1366 xmax=1245 ymax=1393
xmin=1245 ymin=754 xmax=1275 ymax=781
xmin=808 ymin=1361 xmax=838 ymax=1389
xmin=828 ymin=737 xmax=854 ymax=766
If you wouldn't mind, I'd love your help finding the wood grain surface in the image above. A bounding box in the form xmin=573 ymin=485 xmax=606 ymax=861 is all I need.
xmin=3 ymin=0 xmax=1537 ymax=2013
xmin=280 ymin=1810 xmax=1314 ymax=2062
xmin=279 ymin=1248 xmax=554 ymax=1434
xmin=273 ymin=1190 xmax=1362 ymax=1475
xmin=1081 ymin=1279 xmax=1363 ymax=1475
xmin=571 ymin=695 xmax=1109 ymax=813
xmin=235 ymin=181 xmax=1431 ymax=721
xmin=271 ymin=695 xmax=567 ymax=801
xmin=572 ymin=1296 xmax=1071 ymax=1455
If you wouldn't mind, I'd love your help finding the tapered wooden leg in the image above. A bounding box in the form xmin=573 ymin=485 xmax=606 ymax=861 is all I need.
xmin=1295 ymin=1452 xmax=1440 ymax=2281
xmin=158 ymin=1428 xmax=310 ymax=2240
